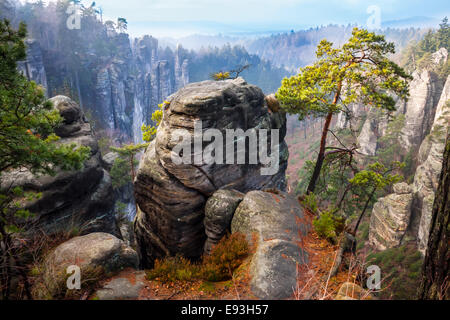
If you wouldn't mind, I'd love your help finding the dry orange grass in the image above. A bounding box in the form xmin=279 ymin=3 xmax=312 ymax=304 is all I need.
xmin=293 ymin=207 xmax=364 ymax=300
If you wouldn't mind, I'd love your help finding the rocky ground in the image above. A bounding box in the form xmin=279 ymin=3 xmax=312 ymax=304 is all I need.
xmin=87 ymin=204 xmax=368 ymax=301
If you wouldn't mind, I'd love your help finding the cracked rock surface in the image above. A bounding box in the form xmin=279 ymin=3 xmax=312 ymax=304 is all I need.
xmin=134 ymin=78 xmax=288 ymax=267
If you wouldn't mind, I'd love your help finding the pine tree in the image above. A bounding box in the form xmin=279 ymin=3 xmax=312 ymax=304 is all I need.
xmin=276 ymin=28 xmax=411 ymax=194
xmin=0 ymin=20 xmax=90 ymax=299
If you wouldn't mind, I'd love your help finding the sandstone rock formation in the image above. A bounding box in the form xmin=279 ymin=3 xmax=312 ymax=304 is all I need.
xmin=231 ymin=190 xmax=308 ymax=299
xmin=413 ymin=75 xmax=450 ymax=253
xmin=399 ymin=68 xmax=443 ymax=150
xmin=18 ymin=39 xmax=48 ymax=94
xmin=44 ymin=233 xmax=138 ymax=273
xmin=369 ymin=75 xmax=450 ymax=252
xmin=368 ymin=183 xmax=414 ymax=250
xmin=94 ymin=271 xmax=146 ymax=300
xmin=203 ymin=189 xmax=244 ymax=254
xmin=134 ymin=78 xmax=289 ymax=267
xmin=335 ymin=282 xmax=371 ymax=300
xmin=357 ymin=112 xmax=381 ymax=156
xmin=335 ymin=103 xmax=370 ymax=131
xmin=0 ymin=96 xmax=117 ymax=236
xmin=356 ymin=48 xmax=448 ymax=157
xmin=36 ymin=233 xmax=138 ymax=299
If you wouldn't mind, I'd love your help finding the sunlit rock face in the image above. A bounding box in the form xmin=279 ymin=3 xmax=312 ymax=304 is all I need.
xmin=399 ymin=69 xmax=443 ymax=150
xmin=413 ymin=74 xmax=450 ymax=254
xmin=369 ymin=183 xmax=414 ymax=250
xmin=366 ymin=50 xmax=449 ymax=253
xmin=134 ymin=78 xmax=288 ymax=268
xmin=368 ymin=75 xmax=450 ymax=253
xmin=356 ymin=48 xmax=448 ymax=157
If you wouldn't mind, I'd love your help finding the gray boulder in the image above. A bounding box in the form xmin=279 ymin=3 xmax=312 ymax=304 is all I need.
xmin=231 ymin=191 xmax=308 ymax=299
xmin=36 ymin=233 xmax=138 ymax=299
xmin=134 ymin=78 xmax=289 ymax=267
xmin=203 ymin=189 xmax=244 ymax=254
xmin=45 ymin=233 xmax=138 ymax=273
xmin=94 ymin=271 xmax=146 ymax=300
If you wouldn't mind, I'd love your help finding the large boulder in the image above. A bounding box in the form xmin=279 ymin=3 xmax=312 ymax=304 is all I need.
xmin=231 ymin=191 xmax=308 ymax=299
xmin=44 ymin=233 xmax=138 ymax=273
xmin=35 ymin=233 xmax=138 ymax=299
xmin=0 ymin=96 xmax=117 ymax=236
xmin=134 ymin=78 xmax=289 ymax=267
xmin=203 ymin=189 xmax=244 ymax=255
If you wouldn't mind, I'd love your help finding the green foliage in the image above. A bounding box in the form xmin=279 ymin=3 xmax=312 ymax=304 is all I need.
xmin=297 ymin=151 xmax=404 ymax=231
xmin=211 ymin=65 xmax=251 ymax=81
xmin=146 ymin=233 xmax=249 ymax=283
xmin=111 ymin=99 xmax=165 ymax=187
xmin=110 ymin=156 xmax=132 ymax=189
xmin=356 ymin=222 xmax=370 ymax=250
xmin=349 ymin=162 xmax=404 ymax=190
xmin=402 ymin=17 xmax=450 ymax=75
xmin=0 ymin=20 xmax=90 ymax=176
xmin=276 ymin=27 xmax=411 ymax=120
xmin=110 ymin=143 xmax=149 ymax=159
xmin=114 ymin=200 xmax=128 ymax=225
xmin=211 ymin=71 xmax=231 ymax=81
xmin=303 ymin=192 xmax=319 ymax=214
xmin=367 ymin=245 xmax=423 ymax=300
xmin=278 ymin=28 xmax=410 ymax=194
xmin=188 ymin=45 xmax=289 ymax=94
xmin=313 ymin=210 xmax=345 ymax=243
xmin=117 ymin=17 xmax=128 ymax=33
xmin=142 ymin=101 xmax=164 ymax=143
xmin=97 ymin=136 xmax=112 ymax=156
xmin=0 ymin=20 xmax=90 ymax=299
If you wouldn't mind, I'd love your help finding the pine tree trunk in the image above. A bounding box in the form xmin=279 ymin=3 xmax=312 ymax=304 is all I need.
xmin=417 ymin=133 xmax=450 ymax=300
xmin=307 ymin=112 xmax=333 ymax=194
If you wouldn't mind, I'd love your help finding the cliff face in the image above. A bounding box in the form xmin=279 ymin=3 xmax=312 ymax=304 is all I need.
xmin=413 ymin=74 xmax=450 ymax=253
xmin=357 ymin=48 xmax=448 ymax=157
xmin=0 ymin=0 xmax=14 ymax=21
xmin=13 ymin=30 xmax=189 ymax=144
xmin=368 ymin=73 xmax=450 ymax=253
xmin=134 ymin=78 xmax=288 ymax=267
xmin=92 ymin=34 xmax=189 ymax=143
xmin=18 ymin=40 xmax=48 ymax=94
xmin=369 ymin=183 xmax=414 ymax=250
xmin=399 ymin=67 xmax=443 ymax=150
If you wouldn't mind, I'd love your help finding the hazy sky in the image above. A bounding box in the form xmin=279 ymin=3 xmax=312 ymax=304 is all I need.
xmin=27 ymin=0 xmax=450 ymax=37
